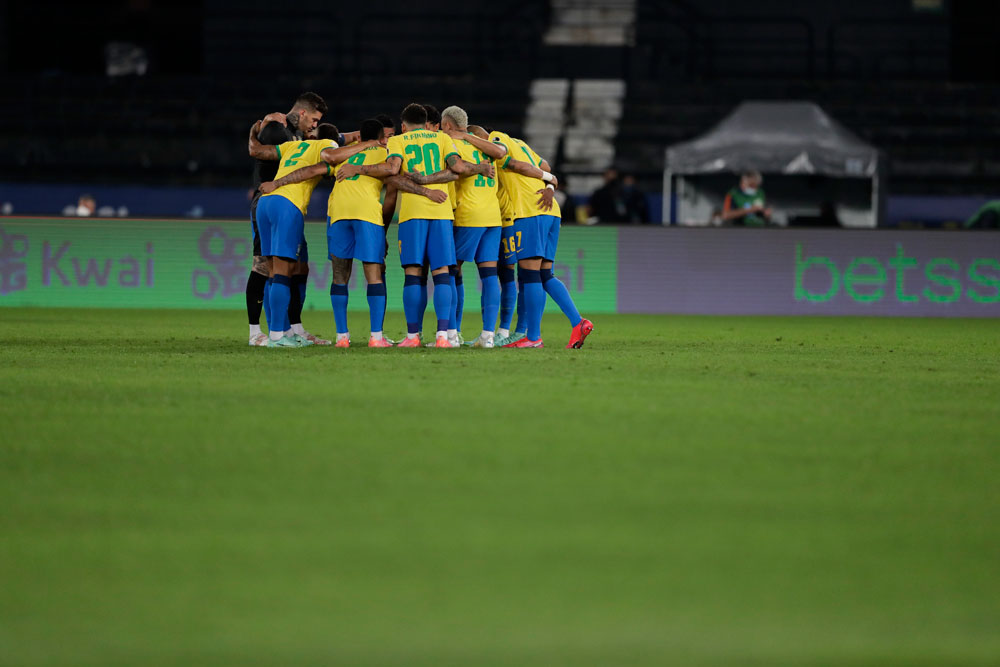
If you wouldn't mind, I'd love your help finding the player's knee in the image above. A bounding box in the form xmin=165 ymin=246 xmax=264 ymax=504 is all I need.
xmin=252 ymin=256 xmax=271 ymax=277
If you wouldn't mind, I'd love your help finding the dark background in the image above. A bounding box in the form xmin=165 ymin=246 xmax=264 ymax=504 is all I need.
xmin=0 ymin=0 xmax=997 ymax=198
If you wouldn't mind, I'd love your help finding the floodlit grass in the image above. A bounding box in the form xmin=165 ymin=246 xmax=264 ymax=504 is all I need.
xmin=1 ymin=308 xmax=998 ymax=666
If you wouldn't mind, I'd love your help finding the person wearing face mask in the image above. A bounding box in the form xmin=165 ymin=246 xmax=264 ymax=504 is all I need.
xmin=722 ymin=170 xmax=773 ymax=226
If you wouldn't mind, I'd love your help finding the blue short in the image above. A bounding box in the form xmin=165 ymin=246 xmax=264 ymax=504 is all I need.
xmin=454 ymin=226 xmax=502 ymax=264
xmin=501 ymin=226 xmax=517 ymax=265
xmin=327 ymin=218 xmax=385 ymax=264
xmin=398 ymin=219 xmax=456 ymax=269
xmin=538 ymin=214 xmax=560 ymax=261
xmin=508 ymin=215 xmax=560 ymax=262
xmin=256 ymin=195 xmax=305 ymax=260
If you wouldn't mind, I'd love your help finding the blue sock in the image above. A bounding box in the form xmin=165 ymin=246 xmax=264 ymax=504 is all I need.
xmin=479 ymin=266 xmax=500 ymax=333
xmin=403 ymin=274 xmax=423 ymax=334
xmin=499 ymin=267 xmax=516 ymax=330
xmin=432 ymin=273 xmax=452 ymax=333
xmin=447 ymin=268 xmax=458 ymax=330
xmin=417 ymin=275 xmax=429 ymax=332
xmin=367 ymin=282 xmax=387 ymax=333
xmin=514 ymin=279 xmax=527 ymax=335
xmin=520 ymin=269 xmax=544 ymax=342
xmin=269 ymin=275 xmax=292 ymax=335
xmin=330 ymin=283 xmax=349 ymax=334
xmin=380 ymin=268 xmax=388 ymax=330
xmin=295 ymin=275 xmax=307 ymax=309
xmin=456 ymin=275 xmax=465 ymax=332
xmin=263 ymin=278 xmax=273 ymax=332
xmin=541 ymin=268 xmax=582 ymax=327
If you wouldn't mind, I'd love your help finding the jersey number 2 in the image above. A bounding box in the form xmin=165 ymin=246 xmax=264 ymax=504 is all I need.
xmin=284 ymin=142 xmax=310 ymax=167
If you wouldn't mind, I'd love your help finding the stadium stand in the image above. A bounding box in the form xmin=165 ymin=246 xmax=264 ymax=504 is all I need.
xmin=1 ymin=0 xmax=998 ymax=200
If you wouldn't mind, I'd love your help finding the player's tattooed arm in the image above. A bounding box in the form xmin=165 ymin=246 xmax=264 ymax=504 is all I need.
xmin=445 ymin=154 xmax=495 ymax=179
xmin=505 ymin=159 xmax=558 ymax=188
xmin=341 ymin=130 xmax=361 ymax=144
xmin=338 ymin=155 xmax=401 ymax=182
xmin=321 ymin=140 xmax=379 ymax=169
xmin=248 ymin=121 xmax=279 ymax=160
xmin=458 ymin=132 xmax=507 ymax=160
xmin=386 ymin=175 xmax=449 ymax=203
xmin=407 ymin=168 xmax=459 ymax=185
xmin=259 ymin=162 xmax=328 ymax=194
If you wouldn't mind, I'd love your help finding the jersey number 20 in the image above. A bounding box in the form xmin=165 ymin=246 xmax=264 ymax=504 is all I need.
xmin=404 ymin=143 xmax=442 ymax=175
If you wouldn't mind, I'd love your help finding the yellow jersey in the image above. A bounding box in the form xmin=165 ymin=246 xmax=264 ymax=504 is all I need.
xmin=386 ymin=129 xmax=459 ymax=223
xmin=451 ymin=139 xmax=500 ymax=228
xmin=328 ymin=145 xmax=388 ymax=226
xmin=262 ymin=139 xmax=336 ymax=216
xmin=489 ymin=131 xmax=519 ymax=226
xmin=497 ymin=135 xmax=561 ymax=221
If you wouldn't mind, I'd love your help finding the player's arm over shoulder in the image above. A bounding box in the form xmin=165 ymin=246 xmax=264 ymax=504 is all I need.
xmin=260 ymin=162 xmax=330 ymax=193
xmin=320 ymin=139 xmax=382 ymax=167
xmin=461 ymin=132 xmax=507 ymax=160
xmin=444 ymin=138 xmax=492 ymax=177
xmin=504 ymin=157 xmax=557 ymax=187
xmin=249 ymin=121 xmax=287 ymax=160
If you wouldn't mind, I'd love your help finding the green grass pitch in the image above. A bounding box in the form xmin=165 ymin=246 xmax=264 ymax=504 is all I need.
xmin=1 ymin=308 xmax=998 ymax=666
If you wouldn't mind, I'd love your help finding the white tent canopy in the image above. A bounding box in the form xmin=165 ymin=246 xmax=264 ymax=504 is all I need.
xmin=663 ymin=101 xmax=884 ymax=227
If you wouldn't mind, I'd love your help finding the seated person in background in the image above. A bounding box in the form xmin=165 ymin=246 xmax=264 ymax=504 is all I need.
xmin=621 ymin=174 xmax=650 ymax=224
xmin=63 ymin=194 xmax=96 ymax=217
xmin=588 ymin=168 xmax=623 ymax=222
xmin=722 ymin=170 xmax=772 ymax=226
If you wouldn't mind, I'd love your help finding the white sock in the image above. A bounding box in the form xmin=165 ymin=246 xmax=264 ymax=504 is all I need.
xmin=337 ymin=332 xmax=349 ymax=342
xmin=481 ymin=330 xmax=494 ymax=343
xmin=291 ymin=323 xmax=306 ymax=335
xmin=437 ymin=330 xmax=447 ymax=339
xmin=371 ymin=331 xmax=383 ymax=340
xmin=269 ymin=330 xmax=283 ymax=342
xmin=447 ymin=328 xmax=457 ymax=337
xmin=498 ymin=328 xmax=510 ymax=338
xmin=406 ymin=333 xmax=419 ymax=340
xmin=284 ymin=329 xmax=293 ymax=338
xmin=249 ymin=324 xmax=262 ymax=337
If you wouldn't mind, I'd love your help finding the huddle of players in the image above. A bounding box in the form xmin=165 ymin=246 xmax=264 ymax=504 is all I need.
xmin=247 ymin=95 xmax=594 ymax=349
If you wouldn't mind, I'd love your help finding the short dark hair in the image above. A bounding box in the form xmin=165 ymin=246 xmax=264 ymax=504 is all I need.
xmin=422 ymin=104 xmax=441 ymax=125
xmin=316 ymin=123 xmax=339 ymax=141
xmin=401 ymin=103 xmax=427 ymax=127
xmin=375 ymin=113 xmax=394 ymax=129
xmin=294 ymin=92 xmax=328 ymax=115
xmin=360 ymin=119 xmax=383 ymax=142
